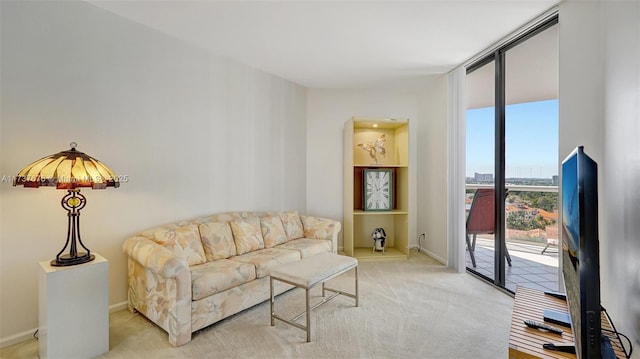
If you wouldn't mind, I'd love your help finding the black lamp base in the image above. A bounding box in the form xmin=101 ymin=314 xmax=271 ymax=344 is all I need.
xmin=50 ymin=252 xmax=95 ymax=267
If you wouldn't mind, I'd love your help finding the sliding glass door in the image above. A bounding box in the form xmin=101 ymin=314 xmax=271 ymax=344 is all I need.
xmin=465 ymin=60 xmax=496 ymax=284
xmin=465 ymin=17 xmax=558 ymax=292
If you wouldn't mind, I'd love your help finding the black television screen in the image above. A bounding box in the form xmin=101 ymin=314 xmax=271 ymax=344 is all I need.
xmin=561 ymin=146 xmax=602 ymax=359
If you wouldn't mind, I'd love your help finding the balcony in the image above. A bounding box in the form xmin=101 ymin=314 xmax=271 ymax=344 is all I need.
xmin=465 ymin=184 xmax=560 ymax=293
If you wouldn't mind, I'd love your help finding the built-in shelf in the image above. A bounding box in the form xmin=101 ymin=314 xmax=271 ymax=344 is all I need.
xmin=353 ymin=210 xmax=408 ymax=215
xmin=343 ymin=117 xmax=411 ymax=261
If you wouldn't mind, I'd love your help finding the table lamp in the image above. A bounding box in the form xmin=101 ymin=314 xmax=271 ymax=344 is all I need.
xmin=13 ymin=142 xmax=120 ymax=266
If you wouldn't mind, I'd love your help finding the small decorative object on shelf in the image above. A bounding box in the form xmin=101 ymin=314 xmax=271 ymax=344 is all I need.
xmin=371 ymin=227 xmax=386 ymax=254
xmin=357 ymin=133 xmax=386 ymax=164
xmin=363 ymin=168 xmax=392 ymax=211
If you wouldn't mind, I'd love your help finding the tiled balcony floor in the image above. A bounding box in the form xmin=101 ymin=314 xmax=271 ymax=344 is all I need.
xmin=466 ymin=237 xmax=560 ymax=293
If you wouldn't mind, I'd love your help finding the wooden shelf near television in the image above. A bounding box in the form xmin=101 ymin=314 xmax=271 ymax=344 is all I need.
xmin=509 ymin=286 xmax=626 ymax=359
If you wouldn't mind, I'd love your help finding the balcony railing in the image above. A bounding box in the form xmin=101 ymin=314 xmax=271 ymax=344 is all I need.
xmin=466 ymin=183 xmax=558 ymax=192
xmin=465 ymin=183 xmax=560 ymax=293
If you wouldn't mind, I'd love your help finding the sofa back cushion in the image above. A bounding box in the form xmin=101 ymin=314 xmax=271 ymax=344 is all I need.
xmin=199 ymin=222 xmax=236 ymax=261
xmin=260 ymin=215 xmax=288 ymax=248
xmin=229 ymin=215 xmax=265 ymax=255
xmin=152 ymin=224 xmax=206 ymax=266
xmin=279 ymin=211 xmax=304 ymax=240
xmin=301 ymin=216 xmax=337 ymax=241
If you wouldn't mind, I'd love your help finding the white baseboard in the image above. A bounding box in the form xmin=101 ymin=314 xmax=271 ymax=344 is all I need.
xmin=419 ymin=247 xmax=448 ymax=266
xmin=110 ymin=300 xmax=129 ymax=313
xmin=0 ymin=328 xmax=36 ymax=349
xmin=0 ymin=301 xmax=129 ymax=349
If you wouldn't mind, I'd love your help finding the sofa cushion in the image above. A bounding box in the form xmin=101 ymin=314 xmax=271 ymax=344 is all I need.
xmin=279 ymin=211 xmax=304 ymax=240
xmin=301 ymin=216 xmax=337 ymax=241
xmin=199 ymin=222 xmax=236 ymax=261
xmin=229 ymin=215 xmax=265 ymax=255
xmin=190 ymin=259 xmax=256 ymax=300
xmin=260 ymin=215 xmax=288 ymax=248
xmin=230 ymin=247 xmax=300 ymax=278
xmin=152 ymin=224 xmax=206 ymax=266
xmin=277 ymin=238 xmax=333 ymax=258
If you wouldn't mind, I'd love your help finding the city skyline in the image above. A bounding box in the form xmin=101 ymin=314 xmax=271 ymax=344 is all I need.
xmin=466 ymin=99 xmax=559 ymax=179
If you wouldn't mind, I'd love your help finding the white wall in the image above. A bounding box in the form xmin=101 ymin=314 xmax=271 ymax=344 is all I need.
xmin=560 ymin=0 xmax=640 ymax=354
xmin=0 ymin=1 xmax=307 ymax=344
xmin=417 ymin=75 xmax=449 ymax=264
xmin=602 ymin=5 xmax=640 ymax=353
xmin=601 ymin=2 xmax=640 ymax=354
xmin=306 ymin=88 xmax=422 ymax=251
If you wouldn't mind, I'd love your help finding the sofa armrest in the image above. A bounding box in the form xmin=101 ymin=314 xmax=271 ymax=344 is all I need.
xmin=300 ymin=215 xmax=342 ymax=253
xmin=122 ymin=235 xmax=192 ymax=346
xmin=122 ymin=236 xmax=189 ymax=279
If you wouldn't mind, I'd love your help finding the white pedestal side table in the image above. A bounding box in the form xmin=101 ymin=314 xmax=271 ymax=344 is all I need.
xmin=39 ymin=252 xmax=109 ymax=359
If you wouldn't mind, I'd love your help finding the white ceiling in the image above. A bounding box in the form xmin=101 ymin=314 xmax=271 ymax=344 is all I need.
xmin=88 ymin=1 xmax=559 ymax=90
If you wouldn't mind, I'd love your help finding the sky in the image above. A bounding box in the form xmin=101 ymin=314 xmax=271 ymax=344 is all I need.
xmin=466 ymin=99 xmax=559 ymax=179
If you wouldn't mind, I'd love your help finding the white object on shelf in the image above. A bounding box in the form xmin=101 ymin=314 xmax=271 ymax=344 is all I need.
xmin=39 ymin=253 xmax=109 ymax=359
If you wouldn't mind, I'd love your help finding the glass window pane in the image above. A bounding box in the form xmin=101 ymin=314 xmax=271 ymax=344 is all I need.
xmin=466 ymin=60 xmax=495 ymax=281
xmin=504 ymin=23 xmax=559 ymax=293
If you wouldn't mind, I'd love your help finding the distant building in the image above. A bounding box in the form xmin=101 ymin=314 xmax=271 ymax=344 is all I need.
xmin=552 ymin=175 xmax=559 ymax=185
xmin=474 ymin=172 xmax=494 ymax=182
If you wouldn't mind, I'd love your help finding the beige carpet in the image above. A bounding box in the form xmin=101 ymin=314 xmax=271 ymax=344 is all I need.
xmin=1 ymin=252 xmax=514 ymax=359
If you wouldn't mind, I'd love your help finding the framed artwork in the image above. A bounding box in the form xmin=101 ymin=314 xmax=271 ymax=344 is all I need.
xmin=363 ymin=168 xmax=393 ymax=211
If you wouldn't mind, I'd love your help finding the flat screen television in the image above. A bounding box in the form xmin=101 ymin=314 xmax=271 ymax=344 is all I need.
xmin=561 ymin=146 xmax=603 ymax=359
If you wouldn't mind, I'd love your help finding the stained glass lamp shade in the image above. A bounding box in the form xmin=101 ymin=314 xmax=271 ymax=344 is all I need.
xmin=13 ymin=142 xmax=120 ymax=266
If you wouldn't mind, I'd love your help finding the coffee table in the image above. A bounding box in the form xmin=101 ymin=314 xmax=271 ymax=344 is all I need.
xmin=269 ymin=252 xmax=358 ymax=342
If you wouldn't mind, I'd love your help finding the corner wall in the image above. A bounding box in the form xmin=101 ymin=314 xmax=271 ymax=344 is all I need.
xmin=559 ymin=0 xmax=640 ymax=353
xmin=601 ymin=2 xmax=640 ymax=353
xmin=0 ymin=1 xmax=307 ymax=344
xmin=417 ymin=75 xmax=449 ymax=264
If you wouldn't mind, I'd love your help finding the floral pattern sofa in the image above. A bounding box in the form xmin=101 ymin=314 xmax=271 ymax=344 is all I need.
xmin=122 ymin=211 xmax=341 ymax=346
